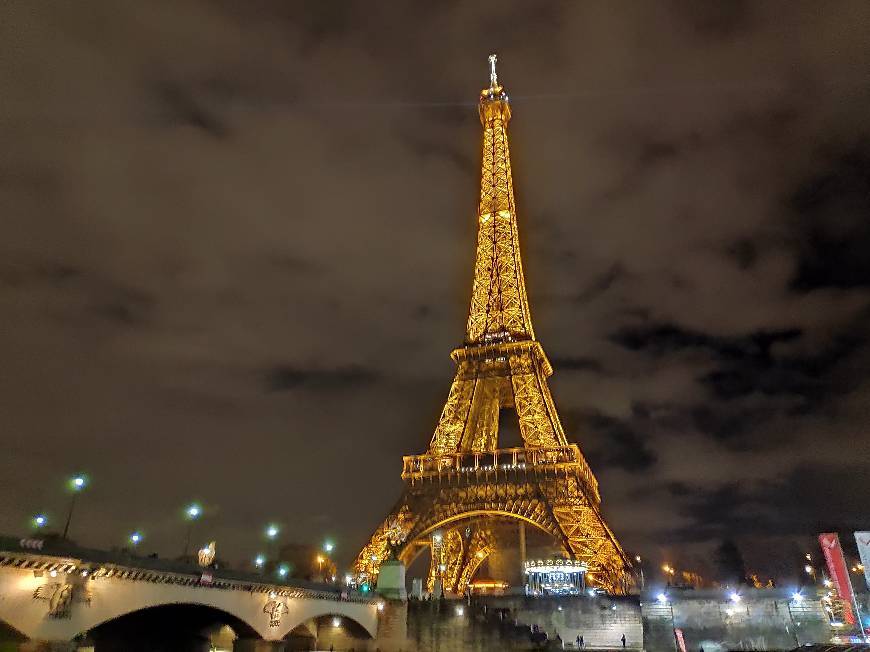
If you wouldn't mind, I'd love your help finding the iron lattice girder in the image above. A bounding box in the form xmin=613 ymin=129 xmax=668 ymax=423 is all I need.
xmin=355 ymin=463 xmax=629 ymax=589
xmin=354 ymin=61 xmax=631 ymax=594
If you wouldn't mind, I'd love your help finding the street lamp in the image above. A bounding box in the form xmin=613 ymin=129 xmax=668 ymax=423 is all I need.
xmin=33 ymin=514 xmax=47 ymax=529
xmin=266 ymin=524 xmax=280 ymax=539
xmin=317 ymin=554 xmax=325 ymax=577
xmin=62 ymin=474 xmax=88 ymax=539
xmin=183 ymin=503 xmax=201 ymax=558
xmin=129 ymin=532 xmax=142 ymax=547
xmin=254 ymin=554 xmax=265 ymax=569
xmin=635 ymin=555 xmax=645 ymax=591
xmin=323 ymin=540 xmax=335 ymax=553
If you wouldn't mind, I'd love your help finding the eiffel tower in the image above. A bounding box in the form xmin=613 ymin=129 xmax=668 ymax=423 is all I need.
xmin=354 ymin=55 xmax=631 ymax=595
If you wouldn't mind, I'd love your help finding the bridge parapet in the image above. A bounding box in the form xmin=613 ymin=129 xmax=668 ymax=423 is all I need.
xmin=0 ymin=537 xmax=381 ymax=644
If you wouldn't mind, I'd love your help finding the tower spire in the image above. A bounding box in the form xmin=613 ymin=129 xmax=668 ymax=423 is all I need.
xmin=467 ymin=54 xmax=534 ymax=344
xmin=488 ymin=53 xmax=498 ymax=90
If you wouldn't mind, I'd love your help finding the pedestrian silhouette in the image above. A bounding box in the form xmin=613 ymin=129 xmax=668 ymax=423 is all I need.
xmin=621 ymin=633 xmax=626 ymax=648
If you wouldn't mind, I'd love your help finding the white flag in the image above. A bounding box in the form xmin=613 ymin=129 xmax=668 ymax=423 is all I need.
xmin=855 ymin=531 xmax=870 ymax=591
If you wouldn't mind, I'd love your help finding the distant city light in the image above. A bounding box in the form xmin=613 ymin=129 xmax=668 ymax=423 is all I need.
xmin=278 ymin=564 xmax=289 ymax=578
xmin=255 ymin=555 xmax=265 ymax=568
xmin=129 ymin=532 xmax=142 ymax=545
xmin=635 ymin=555 xmax=642 ymax=563
xmin=323 ymin=541 xmax=334 ymax=553
xmin=265 ymin=524 xmax=279 ymax=539
xmin=345 ymin=574 xmax=353 ymax=585
xmin=33 ymin=514 xmax=47 ymax=528
xmin=186 ymin=504 xmax=201 ymax=519
xmin=804 ymin=565 xmax=813 ymax=574
xmin=657 ymin=593 xmax=668 ymax=604
xmin=71 ymin=475 xmax=87 ymax=491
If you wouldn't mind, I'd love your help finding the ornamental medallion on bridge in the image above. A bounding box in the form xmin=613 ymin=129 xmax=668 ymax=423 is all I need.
xmin=353 ymin=55 xmax=632 ymax=595
xmin=264 ymin=596 xmax=289 ymax=628
xmin=33 ymin=581 xmax=91 ymax=619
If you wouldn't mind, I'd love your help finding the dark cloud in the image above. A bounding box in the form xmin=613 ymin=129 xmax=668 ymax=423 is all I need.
xmin=790 ymin=141 xmax=870 ymax=291
xmin=264 ymin=364 xmax=378 ymax=392
xmin=573 ymin=409 xmax=658 ymax=472
xmin=155 ymin=81 xmax=230 ymax=140
xmin=671 ymin=0 xmax=753 ymax=39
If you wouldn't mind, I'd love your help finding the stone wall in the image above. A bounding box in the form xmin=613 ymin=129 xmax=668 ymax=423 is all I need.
xmin=388 ymin=589 xmax=834 ymax=652
xmin=641 ymin=589 xmax=832 ymax=652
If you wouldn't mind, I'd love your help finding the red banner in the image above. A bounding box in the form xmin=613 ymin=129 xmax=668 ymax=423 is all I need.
xmin=674 ymin=628 xmax=687 ymax=652
xmin=819 ymin=533 xmax=856 ymax=625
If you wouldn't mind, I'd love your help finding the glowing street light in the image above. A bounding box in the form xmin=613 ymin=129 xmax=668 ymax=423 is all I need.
xmin=277 ymin=564 xmax=289 ymax=578
xmin=129 ymin=532 xmax=142 ymax=546
xmin=254 ymin=554 xmax=265 ymax=569
xmin=656 ymin=592 xmax=668 ymax=604
xmin=62 ymin=473 xmax=88 ymax=539
xmin=33 ymin=514 xmax=47 ymax=529
xmin=791 ymin=591 xmax=803 ymax=602
xmin=729 ymin=591 xmax=741 ymax=603
xmin=182 ymin=503 xmax=202 ymax=558
xmin=323 ymin=540 xmax=335 ymax=553
xmin=265 ymin=524 xmax=280 ymax=539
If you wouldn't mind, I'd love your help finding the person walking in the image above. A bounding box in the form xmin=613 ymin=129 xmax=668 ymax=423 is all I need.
xmin=576 ymin=634 xmax=582 ymax=649
xmin=621 ymin=633 xmax=626 ymax=648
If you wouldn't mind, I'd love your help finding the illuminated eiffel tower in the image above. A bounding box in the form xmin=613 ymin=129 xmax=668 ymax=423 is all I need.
xmin=354 ymin=55 xmax=631 ymax=595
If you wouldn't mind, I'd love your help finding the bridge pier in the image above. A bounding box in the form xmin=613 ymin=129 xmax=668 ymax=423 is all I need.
xmin=232 ymin=639 xmax=286 ymax=652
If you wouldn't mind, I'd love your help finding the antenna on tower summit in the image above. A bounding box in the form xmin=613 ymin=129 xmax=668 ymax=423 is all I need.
xmin=488 ymin=53 xmax=498 ymax=89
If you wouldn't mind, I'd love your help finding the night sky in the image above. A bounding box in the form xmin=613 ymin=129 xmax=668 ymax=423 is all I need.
xmin=2 ymin=2 xmax=870 ymax=580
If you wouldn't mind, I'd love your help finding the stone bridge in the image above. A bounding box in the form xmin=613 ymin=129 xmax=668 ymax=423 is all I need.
xmin=0 ymin=537 xmax=383 ymax=651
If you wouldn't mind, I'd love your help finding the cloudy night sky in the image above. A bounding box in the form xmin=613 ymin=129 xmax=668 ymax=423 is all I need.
xmin=2 ymin=1 xmax=870 ymax=579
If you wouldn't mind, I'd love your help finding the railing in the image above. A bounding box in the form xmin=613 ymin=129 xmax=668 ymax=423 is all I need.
xmin=401 ymin=445 xmax=599 ymax=499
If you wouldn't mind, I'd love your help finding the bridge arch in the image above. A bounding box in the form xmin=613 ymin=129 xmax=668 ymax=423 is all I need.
xmin=82 ymin=603 xmax=260 ymax=650
xmin=399 ymin=508 xmax=567 ymax=567
xmin=275 ymin=602 xmax=378 ymax=640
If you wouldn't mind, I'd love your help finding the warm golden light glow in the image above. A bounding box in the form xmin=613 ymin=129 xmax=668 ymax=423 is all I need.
xmin=353 ymin=55 xmax=630 ymax=595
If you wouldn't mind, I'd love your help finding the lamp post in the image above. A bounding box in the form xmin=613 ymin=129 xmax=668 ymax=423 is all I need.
xmin=33 ymin=514 xmax=47 ymax=530
xmin=129 ymin=532 xmax=142 ymax=547
xmin=265 ymin=523 xmax=280 ymax=563
xmin=183 ymin=504 xmax=201 ymax=558
xmin=62 ymin=475 xmax=87 ymax=540
xmin=636 ymin=555 xmax=645 ymax=591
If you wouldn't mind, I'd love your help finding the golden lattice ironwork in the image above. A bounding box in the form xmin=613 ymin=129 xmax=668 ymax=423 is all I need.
xmin=354 ymin=55 xmax=631 ymax=595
